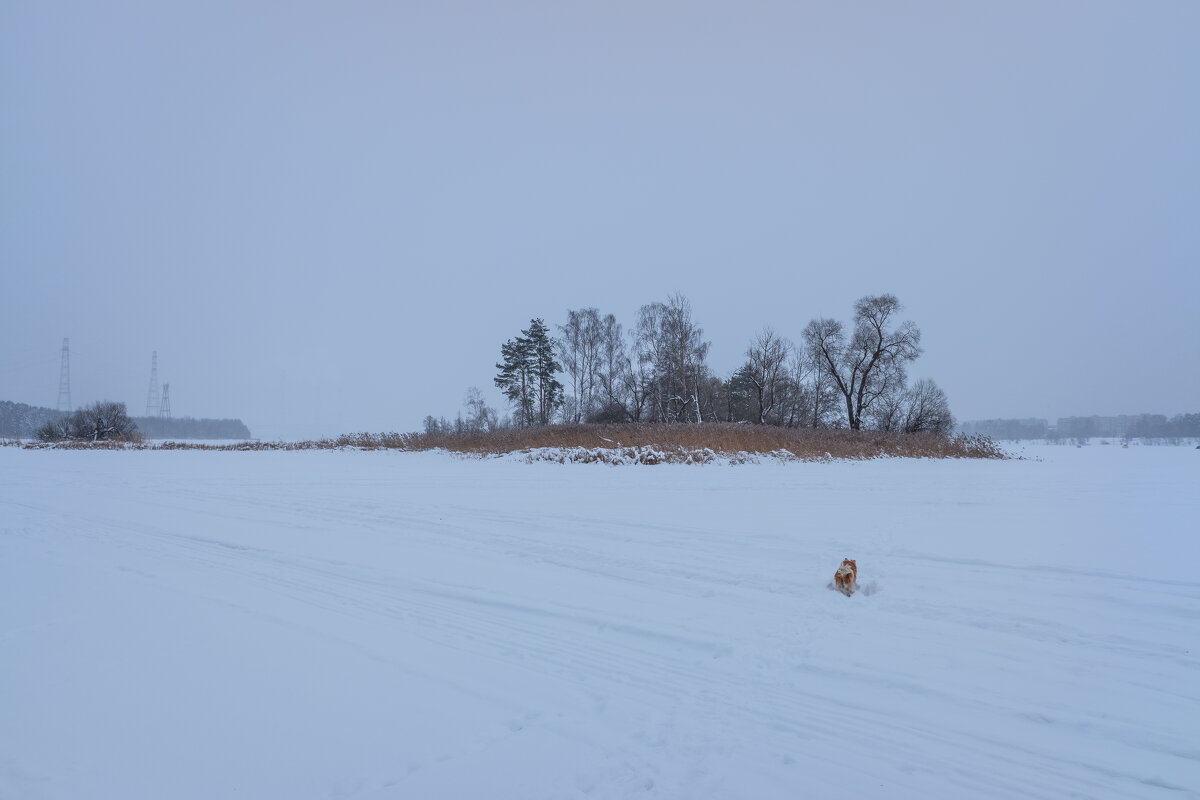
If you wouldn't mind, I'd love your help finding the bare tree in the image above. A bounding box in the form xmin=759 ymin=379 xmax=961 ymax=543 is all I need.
xmin=557 ymin=311 xmax=584 ymax=422
xmin=631 ymin=301 xmax=668 ymax=421
xmin=621 ymin=321 xmax=654 ymax=423
xmin=695 ymin=373 xmax=725 ymax=424
xmin=658 ymin=293 xmax=711 ymax=423
xmin=865 ymin=386 xmax=907 ymax=432
xmin=803 ymin=347 xmax=841 ymax=428
xmin=743 ymin=327 xmax=791 ymax=424
xmin=37 ymin=401 xmax=141 ymax=442
xmin=774 ymin=349 xmax=812 ymax=428
xmin=557 ymin=308 xmax=603 ymax=423
xmin=592 ymin=313 xmax=628 ymax=422
xmin=806 ymin=293 xmax=926 ymax=431
xmin=463 ymin=386 xmax=498 ymax=433
xmin=804 ymin=294 xmax=922 ymax=430
xmin=867 ymin=378 xmax=954 ymax=435
xmin=35 ymin=417 xmax=70 ymax=442
xmin=777 ymin=347 xmax=837 ymax=429
xmin=901 ymin=378 xmax=954 ymax=435
xmin=626 ymin=296 xmax=712 ymax=424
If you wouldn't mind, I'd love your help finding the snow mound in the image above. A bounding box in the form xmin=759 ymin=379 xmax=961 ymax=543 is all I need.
xmin=500 ymin=445 xmax=806 ymax=465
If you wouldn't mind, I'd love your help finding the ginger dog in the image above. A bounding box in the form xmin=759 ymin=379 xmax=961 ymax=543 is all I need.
xmin=833 ymin=558 xmax=857 ymax=596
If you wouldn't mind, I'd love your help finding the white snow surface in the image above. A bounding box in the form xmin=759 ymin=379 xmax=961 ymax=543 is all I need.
xmin=2 ymin=444 xmax=1197 ymax=798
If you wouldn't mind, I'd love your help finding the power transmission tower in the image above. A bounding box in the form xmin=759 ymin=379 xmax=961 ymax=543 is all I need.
xmin=145 ymin=351 xmax=160 ymax=417
xmin=57 ymin=338 xmax=72 ymax=412
xmin=159 ymin=383 xmax=171 ymax=419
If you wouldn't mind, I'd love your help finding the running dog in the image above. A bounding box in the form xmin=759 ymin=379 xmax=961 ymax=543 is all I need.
xmin=833 ymin=558 xmax=857 ymax=596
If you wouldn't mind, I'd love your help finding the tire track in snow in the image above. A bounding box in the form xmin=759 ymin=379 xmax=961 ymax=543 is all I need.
xmin=6 ymin=453 xmax=1197 ymax=798
xmin=22 ymin=502 xmax=1194 ymax=798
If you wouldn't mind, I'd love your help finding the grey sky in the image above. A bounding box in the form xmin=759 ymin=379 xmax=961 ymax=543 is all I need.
xmin=2 ymin=1 xmax=1197 ymax=438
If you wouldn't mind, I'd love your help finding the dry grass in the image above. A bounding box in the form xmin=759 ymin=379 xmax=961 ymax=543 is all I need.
xmin=19 ymin=423 xmax=1007 ymax=461
xmin=21 ymin=439 xmax=147 ymax=451
xmin=151 ymin=432 xmax=415 ymax=451
xmin=401 ymin=423 xmax=1008 ymax=461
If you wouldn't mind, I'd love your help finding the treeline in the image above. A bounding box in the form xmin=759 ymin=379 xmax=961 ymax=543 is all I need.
xmin=431 ymin=292 xmax=954 ymax=436
xmin=0 ymin=400 xmax=62 ymax=438
xmin=132 ymin=416 xmax=252 ymax=440
xmin=0 ymin=399 xmax=251 ymax=440
xmin=960 ymin=414 xmax=1200 ymax=441
xmin=958 ymin=418 xmax=1050 ymax=440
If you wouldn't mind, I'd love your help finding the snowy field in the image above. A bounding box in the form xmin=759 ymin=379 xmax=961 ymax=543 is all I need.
xmin=2 ymin=444 xmax=1197 ymax=799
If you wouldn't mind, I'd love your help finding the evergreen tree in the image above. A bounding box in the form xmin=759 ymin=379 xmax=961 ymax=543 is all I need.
xmin=495 ymin=334 xmax=535 ymax=428
xmin=525 ymin=318 xmax=564 ymax=425
xmin=494 ymin=319 xmax=563 ymax=428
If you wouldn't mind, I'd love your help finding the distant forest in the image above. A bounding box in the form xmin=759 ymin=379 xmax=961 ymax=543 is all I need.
xmin=0 ymin=400 xmax=251 ymax=440
xmin=960 ymin=414 xmax=1200 ymax=442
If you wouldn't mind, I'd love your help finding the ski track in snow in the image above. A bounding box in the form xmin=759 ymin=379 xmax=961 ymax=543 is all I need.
xmin=2 ymin=444 xmax=1198 ymax=798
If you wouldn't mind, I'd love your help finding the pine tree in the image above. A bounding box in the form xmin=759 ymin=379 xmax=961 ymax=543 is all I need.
xmin=494 ymin=319 xmax=563 ymax=428
xmin=525 ymin=318 xmax=563 ymax=425
xmin=495 ymin=334 xmax=535 ymax=428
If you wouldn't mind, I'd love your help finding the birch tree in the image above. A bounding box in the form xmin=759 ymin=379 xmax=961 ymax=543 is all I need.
xmin=463 ymin=386 xmax=498 ymax=432
xmin=594 ymin=313 xmax=627 ymax=421
xmin=632 ymin=301 xmax=668 ymax=421
xmin=557 ymin=308 xmax=603 ymax=423
xmin=657 ymin=293 xmax=710 ymax=423
xmin=743 ymin=327 xmax=791 ymax=424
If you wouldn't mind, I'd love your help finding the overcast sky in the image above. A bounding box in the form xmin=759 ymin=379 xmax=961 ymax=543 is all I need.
xmin=2 ymin=1 xmax=1197 ymax=438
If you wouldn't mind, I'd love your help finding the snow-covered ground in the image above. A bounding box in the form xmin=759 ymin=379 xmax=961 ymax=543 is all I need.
xmin=2 ymin=444 xmax=1197 ymax=798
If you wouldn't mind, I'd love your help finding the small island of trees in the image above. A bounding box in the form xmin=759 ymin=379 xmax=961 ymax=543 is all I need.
xmin=429 ymin=292 xmax=954 ymax=438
